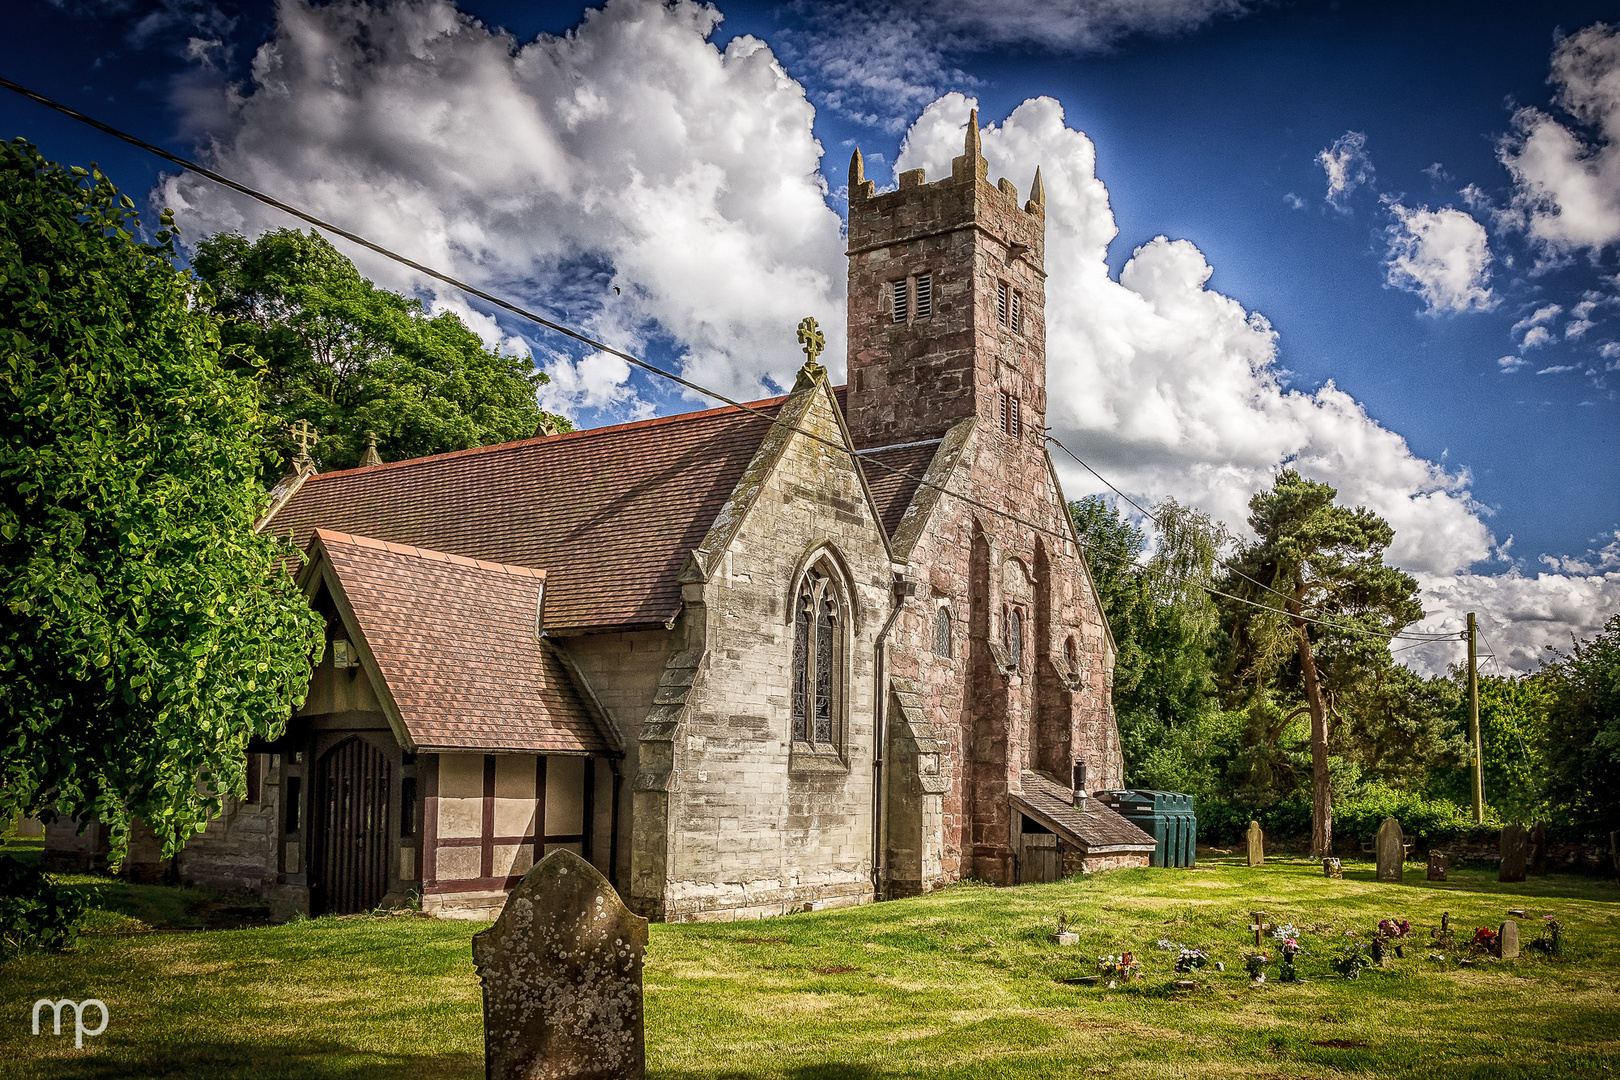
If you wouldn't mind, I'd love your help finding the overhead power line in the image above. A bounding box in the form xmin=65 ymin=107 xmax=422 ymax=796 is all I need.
xmin=0 ymin=75 xmax=1461 ymax=647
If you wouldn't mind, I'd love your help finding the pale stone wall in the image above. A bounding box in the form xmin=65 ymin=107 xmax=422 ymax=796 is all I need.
xmin=633 ymin=380 xmax=895 ymax=922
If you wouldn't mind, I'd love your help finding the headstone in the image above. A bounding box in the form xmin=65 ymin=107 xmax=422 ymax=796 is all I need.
xmin=1250 ymin=911 xmax=1270 ymax=948
xmin=1322 ymin=857 xmax=1343 ymax=879
xmin=1426 ymin=851 xmax=1448 ymax=881
xmin=1499 ymin=824 xmax=1529 ymax=883
xmin=1246 ymin=820 xmax=1265 ymax=867
xmin=1053 ymin=931 xmax=1079 ymax=946
xmin=1497 ymin=919 xmax=1520 ymax=959
xmin=1530 ymin=820 xmax=1547 ymax=875
xmin=472 ymin=848 xmax=648 ymax=1080
xmin=1375 ymin=817 xmax=1404 ymax=883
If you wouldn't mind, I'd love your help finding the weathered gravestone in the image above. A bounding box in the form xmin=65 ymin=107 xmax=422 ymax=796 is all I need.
xmin=1246 ymin=821 xmax=1265 ymax=867
xmin=1497 ymin=919 xmax=1520 ymax=959
xmin=1499 ymin=824 xmax=1529 ymax=883
xmin=472 ymin=848 xmax=648 ymax=1080
xmin=1530 ymin=820 xmax=1547 ymax=875
xmin=1427 ymin=851 xmax=1448 ymax=882
xmin=1376 ymin=817 xmax=1405 ymax=883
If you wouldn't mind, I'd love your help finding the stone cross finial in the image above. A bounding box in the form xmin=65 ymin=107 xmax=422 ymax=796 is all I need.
xmin=797 ymin=316 xmax=825 ymax=364
xmin=289 ymin=419 xmax=320 ymax=475
xmin=359 ymin=430 xmax=383 ymax=468
xmin=793 ymin=316 xmax=827 ymax=391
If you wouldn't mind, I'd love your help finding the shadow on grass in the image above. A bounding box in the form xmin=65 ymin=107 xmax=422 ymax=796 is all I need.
xmin=12 ymin=1039 xmax=480 ymax=1080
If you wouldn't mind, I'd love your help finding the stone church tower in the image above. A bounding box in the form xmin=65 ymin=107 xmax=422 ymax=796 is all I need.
xmin=846 ymin=113 xmax=1127 ymax=890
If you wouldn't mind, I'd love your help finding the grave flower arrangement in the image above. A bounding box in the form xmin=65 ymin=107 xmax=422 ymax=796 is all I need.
xmin=1531 ymin=919 xmax=1564 ymax=957
xmin=1468 ymin=926 xmax=1498 ymax=955
xmin=1377 ymin=918 xmax=1411 ymax=939
xmin=1097 ymin=952 xmax=1142 ymax=987
xmin=1243 ymin=951 xmax=1270 ymax=983
xmin=1331 ymin=942 xmax=1373 ymax=979
xmin=1174 ymin=947 xmax=1210 ymax=973
xmin=1274 ymin=929 xmax=1305 ymax=982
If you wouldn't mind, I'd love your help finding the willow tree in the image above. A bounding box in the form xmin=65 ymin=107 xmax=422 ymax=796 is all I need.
xmin=1220 ymin=471 xmax=1423 ymax=855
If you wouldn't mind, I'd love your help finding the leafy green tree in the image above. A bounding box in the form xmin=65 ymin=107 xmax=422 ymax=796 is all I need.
xmin=1331 ymin=663 xmax=1466 ymax=791
xmin=1219 ymin=470 xmax=1423 ymax=855
xmin=191 ymin=228 xmax=567 ymax=480
xmin=1537 ymin=613 xmax=1620 ymax=835
xmin=0 ymin=141 xmax=325 ymax=863
xmin=1070 ymin=495 xmax=1229 ymax=797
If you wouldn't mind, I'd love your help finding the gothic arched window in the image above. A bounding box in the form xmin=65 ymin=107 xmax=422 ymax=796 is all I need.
xmin=1005 ymin=606 xmax=1023 ymax=670
xmin=792 ymin=568 xmax=842 ymax=745
xmin=933 ymin=607 xmax=952 ymax=658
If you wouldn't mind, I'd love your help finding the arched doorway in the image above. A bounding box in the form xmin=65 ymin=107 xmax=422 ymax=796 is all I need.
xmin=311 ymin=737 xmax=392 ymax=915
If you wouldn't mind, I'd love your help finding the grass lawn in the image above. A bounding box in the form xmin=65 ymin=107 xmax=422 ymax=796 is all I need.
xmin=2 ymin=855 xmax=1617 ymax=1078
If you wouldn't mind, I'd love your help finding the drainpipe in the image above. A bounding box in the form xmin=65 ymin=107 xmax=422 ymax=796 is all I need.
xmin=872 ymin=571 xmax=915 ymax=902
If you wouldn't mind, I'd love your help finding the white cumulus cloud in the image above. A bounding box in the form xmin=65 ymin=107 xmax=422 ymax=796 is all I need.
xmin=895 ymin=96 xmax=1616 ymax=671
xmin=895 ymin=96 xmax=1491 ymax=577
xmin=1383 ymin=203 xmax=1496 ymax=314
xmin=1499 ymin=22 xmax=1620 ymax=259
xmin=1317 ymin=130 xmax=1374 ymax=208
xmin=160 ymin=0 xmax=848 ymax=414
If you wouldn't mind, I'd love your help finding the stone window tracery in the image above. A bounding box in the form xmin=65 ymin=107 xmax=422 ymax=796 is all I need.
xmin=933 ymin=607 xmax=952 ymax=658
xmin=792 ymin=567 xmax=843 ymax=746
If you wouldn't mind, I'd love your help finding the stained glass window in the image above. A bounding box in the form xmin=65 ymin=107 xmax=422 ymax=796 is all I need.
xmin=1006 ymin=607 xmax=1023 ymax=670
xmin=933 ymin=607 xmax=951 ymax=658
xmin=793 ymin=568 xmax=842 ymax=746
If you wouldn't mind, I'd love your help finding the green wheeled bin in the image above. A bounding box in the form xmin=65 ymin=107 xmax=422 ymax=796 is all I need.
xmin=1103 ymin=790 xmax=1197 ymax=867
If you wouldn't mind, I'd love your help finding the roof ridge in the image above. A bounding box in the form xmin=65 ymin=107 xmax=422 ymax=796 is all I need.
xmin=298 ymin=391 xmax=795 ymax=484
xmin=314 ymin=528 xmax=547 ymax=580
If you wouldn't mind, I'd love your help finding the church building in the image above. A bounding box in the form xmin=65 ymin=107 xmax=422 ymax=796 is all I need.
xmin=54 ymin=114 xmax=1155 ymax=920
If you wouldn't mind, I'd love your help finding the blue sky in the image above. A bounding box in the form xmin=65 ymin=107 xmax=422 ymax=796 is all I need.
xmin=2 ymin=0 xmax=1617 ymax=670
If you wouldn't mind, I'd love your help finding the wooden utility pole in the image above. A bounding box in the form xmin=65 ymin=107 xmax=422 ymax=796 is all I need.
xmin=1468 ymin=612 xmax=1484 ymax=824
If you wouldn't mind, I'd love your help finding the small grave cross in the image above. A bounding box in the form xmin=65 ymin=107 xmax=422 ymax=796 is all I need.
xmin=1250 ymin=911 xmax=1271 ymax=948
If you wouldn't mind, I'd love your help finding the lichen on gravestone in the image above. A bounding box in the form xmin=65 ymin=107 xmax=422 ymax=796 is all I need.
xmin=473 ymin=849 xmax=649 ymax=1080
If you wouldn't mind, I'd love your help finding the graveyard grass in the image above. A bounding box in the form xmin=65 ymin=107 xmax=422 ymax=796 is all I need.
xmin=2 ymin=856 xmax=1618 ymax=1079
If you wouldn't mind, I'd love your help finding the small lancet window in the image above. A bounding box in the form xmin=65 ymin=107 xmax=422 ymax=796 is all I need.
xmin=997 ymin=281 xmax=1009 ymax=326
xmin=999 ymin=391 xmax=1021 ymax=439
xmin=1010 ymin=289 xmax=1023 ymax=334
xmin=891 ymin=279 xmax=909 ymax=323
xmin=792 ymin=567 xmax=843 ymax=745
xmin=933 ymin=607 xmax=952 ymax=658
xmin=914 ymin=274 xmax=933 ymax=320
xmin=1005 ymin=606 xmax=1023 ymax=670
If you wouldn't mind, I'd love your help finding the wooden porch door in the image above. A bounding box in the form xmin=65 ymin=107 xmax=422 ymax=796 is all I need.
xmin=312 ymin=737 xmax=392 ymax=915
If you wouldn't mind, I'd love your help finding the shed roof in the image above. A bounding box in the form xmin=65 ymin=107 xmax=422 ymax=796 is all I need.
xmin=309 ymin=529 xmax=616 ymax=755
xmin=1013 ymin=771 xmax=1158 ymax=853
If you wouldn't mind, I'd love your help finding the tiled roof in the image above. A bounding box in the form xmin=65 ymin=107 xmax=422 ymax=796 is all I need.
xmin=858 ymin=439 xmax=941 ymax=538
xmin=265 ymin=397 xmax=789 ymax=631
xmin=312 ymin=530 xmax=615 ymax=755
xmin=1014 ymin=770 xmax=1158 ymax=852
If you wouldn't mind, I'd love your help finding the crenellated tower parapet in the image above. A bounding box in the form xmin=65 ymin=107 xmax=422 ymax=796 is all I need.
xmin=844 ymin=110 xmax=1047 ymax=453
